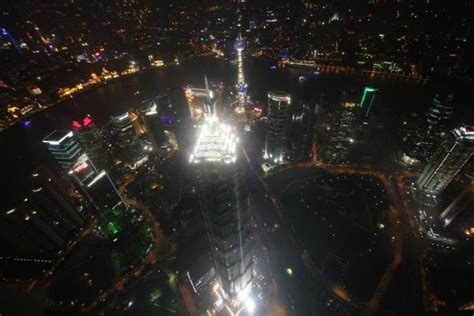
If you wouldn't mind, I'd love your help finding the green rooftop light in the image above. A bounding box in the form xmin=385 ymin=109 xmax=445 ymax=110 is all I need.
xmin=168 ymin=272 xmax=177 ymax=287
xmin=360 ymin=86 xmax=379 ymax=118
xmin=106 ymin=221 xmax=120 ymax=235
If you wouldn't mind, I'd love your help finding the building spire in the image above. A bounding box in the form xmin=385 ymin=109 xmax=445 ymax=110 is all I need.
xmin=203 ymin=75 xmax=216 ymax=119
xmin=234 ymin=35 xmax=248 ymax=109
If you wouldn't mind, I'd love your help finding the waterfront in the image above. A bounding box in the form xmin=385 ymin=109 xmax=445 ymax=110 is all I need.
xmin=1 ymin=54 xmax=473 ymax=315
xmin=0 ymin=58 xmax=470 ymax=314
xmin=1 ymin=57 xmax=439 ymax=196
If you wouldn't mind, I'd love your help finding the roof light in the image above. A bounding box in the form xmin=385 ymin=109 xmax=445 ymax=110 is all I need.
xmin=87 ymin=170 xmax=107 ymax=187
xmin=42 ymin=131 xmax=74 ymax=145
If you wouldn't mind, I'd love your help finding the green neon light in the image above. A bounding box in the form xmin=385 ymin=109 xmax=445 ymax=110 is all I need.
xmin=106 ymin=221 xmax=120 ymax=235
xmin=359 ymin=87 xmax=379 ymax=118
xmin=112 ymin=208 xmax=124 ymax=217
xmin=168 ymin=272 xmax=176 ymax=287
xmin=366 ymin=93 xmax=376 ymax=118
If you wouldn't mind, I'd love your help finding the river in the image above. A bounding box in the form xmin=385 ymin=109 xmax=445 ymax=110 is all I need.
xmin=0 ymin=56 xmax=469 ymax=201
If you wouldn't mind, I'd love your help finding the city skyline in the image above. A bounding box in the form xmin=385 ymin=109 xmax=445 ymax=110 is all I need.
xmin=1 ymin=1 xmax=473 ymax=316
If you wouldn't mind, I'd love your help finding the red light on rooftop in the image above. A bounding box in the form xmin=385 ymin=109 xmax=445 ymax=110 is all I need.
xmin=72 ymin=120 xmax=82 ymax=128
xmin=83 ymin=116 xmax=92 ymax=127
xmin=72 ymin=115 xmax=93 ymax=129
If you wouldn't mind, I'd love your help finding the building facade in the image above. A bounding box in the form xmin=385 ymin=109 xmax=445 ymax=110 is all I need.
xmin=190 ymin=116 xmax=253 ymax=313
xmin=111 ymin=112 xmax=143 ymax=164
xmin=416 ymin=125 xmax=474 ymax=195
xmin=43 ymin=130 xmax=124 ymax=212
xmin=288 ymin=103 xmax=314 ymax=162
xmin=407 ymin=93 xmax=456 ymax=162
xmin=264 ymin=91 xmax=292 ymax=164
xmin=359 ymin=86 xmax=379 ymax=120
xmin=42 ymin=130 xmax=83 ymax=170
xmin=72 ymin=114 xmax=108 ymax=169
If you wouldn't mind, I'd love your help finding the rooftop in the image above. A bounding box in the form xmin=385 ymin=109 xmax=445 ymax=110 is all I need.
xmin=268 ymin=91 xmax=291 ymax=103
xmin=454 ymin=125 xmax=474 ymax=141
xmin=189 ymin=116 xmax=238 ymax=164
xmin=42 ymin=130 xmax=74 ymax=145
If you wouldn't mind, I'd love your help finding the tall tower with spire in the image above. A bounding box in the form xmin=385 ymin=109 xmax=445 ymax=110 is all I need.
xmin=190 ymin=77 xmax=254 ymax=314
xmin=234 ymin=1 xmax=248 ymax=111
xmin=234 ymin=35 xmax=248 ymax=109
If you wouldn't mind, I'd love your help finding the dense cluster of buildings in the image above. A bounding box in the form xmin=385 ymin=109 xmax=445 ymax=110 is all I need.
xmin=2 ymin=1 xmax=473 ymax=130
xmin=0 ymin=92 xmax=181 ymax=286
xmin=0 ymin=1 xmax=473 ymax=315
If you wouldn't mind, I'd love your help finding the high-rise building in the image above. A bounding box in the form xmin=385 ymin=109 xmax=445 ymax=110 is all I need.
xmin=72 ymin=114 xmax=108 ymax=169
xmin=43 ymin=129 xmax=99 ymax=187
xmin=359 ymin=86 xmax=379 ymax=119
xmin=407 ymin=93 xmax=455 ymax=162
xmin=85 ymin=170 xmax=126 ymax=211
xmin=324 ymin=102 xmax=358 ymax=164
xmin=288 ymin=103 xmax=314 ymax=162
xmin=416 ymin=125 xmax=474 ymax=195
xmin=234 ymin=35 xmax=248 ymax=109
xmin=184 ymin=85 xmax=214 ymax=121
xmin=43 ymin=130 xmax=124 ymax=212
xmin=111 ymin=112 xmax=143 ymax=164
xmin=42 ymin=130 xmax=83 ymax=170
xmin=264 ymin=91 xmax=292 ymax=163
xmin=0 ymin=167 xmax=84 ymax=256
xmin=140 ymin=102 xmax=166 ymax=151
xmin=190 ymin=114 xmax=253 ymax=313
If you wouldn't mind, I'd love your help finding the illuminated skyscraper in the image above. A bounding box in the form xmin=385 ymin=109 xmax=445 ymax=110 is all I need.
xmin=190 ymin=110 xmax=253 ymax=313
xmin=111 ymin=112 xmax=143 ymax=163
xmin=184 ymin=85 xmax=214 ymax=120
xmin=264 ymin=91 xmax=292 ymax=163
xmin=416 ymin=125 xmax=474 ymax=195
xmin=72 ymin=115 xmax=108 ymax=169
xmin=43 ymin=130 xmax=99 ymax=186
xmin=84 ymin=170 xmax=126 ymax=211
xmin=407 ymin=93 xmax=455 ymax=162
xmin=359 ymin=86 xmax=379 ymax=119
xmin=140 ymin=101 xmax=166 ymax=151
xmin=43 ymin=130 xmax=124 ymax=212
xmin=42 ymin=130 xmax=83 ymax=170
xmin=234 ymin=35 xmax=248 ymax=109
